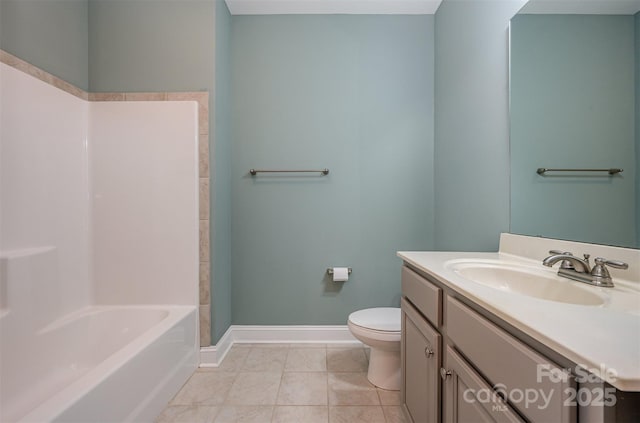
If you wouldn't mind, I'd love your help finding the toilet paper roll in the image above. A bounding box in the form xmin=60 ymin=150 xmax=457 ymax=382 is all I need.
xmin=332 ymin=267 xmax=349 ymax=282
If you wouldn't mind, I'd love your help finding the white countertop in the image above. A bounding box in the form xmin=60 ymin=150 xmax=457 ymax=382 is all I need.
xmin=398 ymin=234 xmax=640 ymax=392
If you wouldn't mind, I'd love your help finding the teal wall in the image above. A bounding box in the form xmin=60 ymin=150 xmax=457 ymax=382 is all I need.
xmin=230 ymin=15 xmax=434 ymax=325
xmin=433 ymin=0 xmax=525 ymax=251
xmin=510 ymin=15 xmax=636 ymax=248
xmin=213 ymin=0 xmax=232 ymax=343
xmin=0 ymin=0 xmax=89 ymax=90
xmin=88 ymin=0 xmax=214 ymax=92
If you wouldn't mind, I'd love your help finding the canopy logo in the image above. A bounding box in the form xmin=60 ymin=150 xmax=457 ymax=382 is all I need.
xmin=463 ymin=364 xmax=618 ymax=411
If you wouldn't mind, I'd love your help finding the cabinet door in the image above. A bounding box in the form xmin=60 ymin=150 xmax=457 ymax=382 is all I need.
xmin=402 ymin=297 xmax=441 ymax=423
xmin=446 ymin=297 xmax=575 ymax=422
xmin=443 ymin=346 xmax=524 ymax=423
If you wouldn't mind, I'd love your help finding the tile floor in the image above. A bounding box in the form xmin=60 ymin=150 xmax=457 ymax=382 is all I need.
xmin=156 ymin=343 xmax=408 ymax=423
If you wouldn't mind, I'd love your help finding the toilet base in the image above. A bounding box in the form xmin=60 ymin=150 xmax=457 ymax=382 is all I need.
xmin=367 ymin=347 xmax=401 ymax=391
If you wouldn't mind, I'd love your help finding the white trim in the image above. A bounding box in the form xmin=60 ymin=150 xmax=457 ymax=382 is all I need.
xmin=199 ymin=326 xmax=234 ymax=367
xmin=232 ymin=325 xmax=359 ymax=344
xmin=199 ymin=325 xmax=360 ymax=367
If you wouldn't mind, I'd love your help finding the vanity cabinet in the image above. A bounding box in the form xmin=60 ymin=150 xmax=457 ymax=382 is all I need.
xmin=402 ymin=297 xmax=441 ymax=423
xmin=445 ymin=296 xmax=575 ymax=423
xmin=401 ymin=266 xmax=443 ymax=423
xmin=443 ymin=345 xmax=523 ymax=423
xmin=401 ymin=264 xmax=576 ymax=423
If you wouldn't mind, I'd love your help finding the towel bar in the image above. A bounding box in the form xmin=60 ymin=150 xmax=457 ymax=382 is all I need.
xmin=249 ymin=169 xmax=329 ymax=176
xmin=536 ymin=168 xmax=622 ymax=175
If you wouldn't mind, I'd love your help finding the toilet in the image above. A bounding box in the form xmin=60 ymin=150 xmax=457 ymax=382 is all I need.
xmin=347 ymin=307 xmax=401 ymax=391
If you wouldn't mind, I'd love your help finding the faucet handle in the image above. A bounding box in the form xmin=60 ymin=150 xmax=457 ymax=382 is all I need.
xmin=594 ymin=257 xmax=628 ymax=270
xmin=589 ymin=258 xmax=628 ymax=287
xmin=549 ymin=250 xmax=572 ymax=255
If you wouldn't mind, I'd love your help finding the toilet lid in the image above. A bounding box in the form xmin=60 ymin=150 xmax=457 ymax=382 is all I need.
xmin=348 ymin=307 xmax=401 ymax=332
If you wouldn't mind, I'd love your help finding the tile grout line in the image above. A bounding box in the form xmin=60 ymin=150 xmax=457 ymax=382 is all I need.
xmin=160 ymin=344 xmax=397 ymax=423
xmin=325 ymin=366 xmax=330 ymax=416
xmin=269 ymin=354 xmax=283 ymax=423
xmin=272 ymin=347 xmax=289 ymax=407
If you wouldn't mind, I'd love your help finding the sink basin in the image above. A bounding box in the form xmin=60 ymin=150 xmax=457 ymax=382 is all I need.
xmin=445 ymin=261 xmax=604 ymax=306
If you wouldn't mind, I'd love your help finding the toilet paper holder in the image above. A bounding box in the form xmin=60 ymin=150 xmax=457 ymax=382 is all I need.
xmin=326 ymin=268 xmax=352 ymax=275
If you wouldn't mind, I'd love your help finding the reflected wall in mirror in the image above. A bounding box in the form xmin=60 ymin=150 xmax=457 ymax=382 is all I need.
xmin=510 ymin=0 xmax=640 ymax=248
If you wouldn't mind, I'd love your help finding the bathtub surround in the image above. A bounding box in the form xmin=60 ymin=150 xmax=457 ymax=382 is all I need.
xmin=1 ymin=0 xmax=219 ymax=345
xmin=0 ymin=49 xmax=213 ymax=346
xmin=1 ymin=58 xmax=200 ymax=420
xmin=0 ymin=60 xmax=90 ymax=317
xmin=90 ymin=101 xmax=199 ymax=304
xmin=87 ymin=0 xmax=219 ymax=346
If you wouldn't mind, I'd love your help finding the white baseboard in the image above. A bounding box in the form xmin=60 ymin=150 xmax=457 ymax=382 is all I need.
xmin=199 ymin=325 xmax=234 ymax=367
xmin=199 ymin=325 xmax=360 ymax=367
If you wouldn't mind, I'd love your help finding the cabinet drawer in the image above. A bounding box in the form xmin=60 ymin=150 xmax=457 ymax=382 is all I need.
xmin=446 ymin=296 xmax=575 ymax=423
xmin=401 ymin=266 xmax=442 ymax=327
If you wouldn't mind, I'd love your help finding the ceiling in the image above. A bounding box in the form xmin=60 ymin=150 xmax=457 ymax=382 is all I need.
xmin=520 ymin=0 xmax=640 ymax=15
xmin=224 ymin=0 xmax=443 ymax=15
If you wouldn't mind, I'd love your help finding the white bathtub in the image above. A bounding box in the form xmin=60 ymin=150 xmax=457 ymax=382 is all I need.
xmin=0 ymin=305 xmax=198 ymax=422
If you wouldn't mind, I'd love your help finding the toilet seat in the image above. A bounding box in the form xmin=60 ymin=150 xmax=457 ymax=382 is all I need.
xmin=348 ymin=320 xmax=401 ymax=343
xmin=348 ymin=307 xmax=401 ymax=332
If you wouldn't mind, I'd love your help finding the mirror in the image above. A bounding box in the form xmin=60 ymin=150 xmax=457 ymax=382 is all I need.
xmin=510 ymin=0 xmax=640 ymax=248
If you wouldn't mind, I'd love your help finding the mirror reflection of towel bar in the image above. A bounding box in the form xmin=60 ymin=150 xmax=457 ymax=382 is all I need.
xmin=250 ymin=169 xmax=329 ymax=176
xmin=536 ymin=168 xmax=623 ymax=175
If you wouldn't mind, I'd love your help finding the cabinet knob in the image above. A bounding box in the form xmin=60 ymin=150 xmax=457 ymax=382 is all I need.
xmin=440 ymin=368 xmax=452 ymax=380
xmin=424 ymin=347 xmax=434 ymax=358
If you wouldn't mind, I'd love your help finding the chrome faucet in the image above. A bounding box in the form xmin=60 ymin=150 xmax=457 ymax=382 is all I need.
xmin=543 ymin=250 xmax=628 ymax=288
xmin=543 ymin=251 xmax=591 ymax=273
